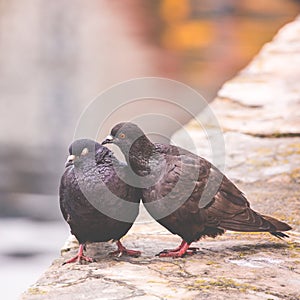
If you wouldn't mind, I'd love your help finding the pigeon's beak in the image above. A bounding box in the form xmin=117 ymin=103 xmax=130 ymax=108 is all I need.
xmin=65 ymin=154 xmax=76 ymax=168
xmin=102 ymin=135 xmax=114 ymax=145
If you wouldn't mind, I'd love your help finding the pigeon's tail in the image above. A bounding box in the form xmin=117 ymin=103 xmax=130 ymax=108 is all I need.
xmin=261 ymin=215 xmax=292 ymax=239
xmin=262 ymin=215 xmax=292 ymax=231
xmin=270 ymin=231 xmax=290 ymax=239
xmin=217 ymin=209 xmax=292 ymax=238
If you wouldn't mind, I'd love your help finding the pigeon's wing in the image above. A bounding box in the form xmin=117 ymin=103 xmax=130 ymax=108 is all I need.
xmin=151 ymin=144 xmax=278 ymax=235
xmin=59 ymin=168 xmax=71 ymax=222
xmin=91 ymin=158 xmax=140 ymax=225
xmin=99 ymin=156 xmax=141 ymax=204
xmin=143 ymin=145 xmax=211 ymax=233
xmin=205 ymin=173 xmax=276 ymax=232
xmin=151 ymin=144 xmax=213 ymax=208
xmin=187 ymin=165 xmax=283 ymax=232
xmin=58 ymin=167 xmax=86 ymax=223
xmin=142 ymin=145 xmax=223 ymax=241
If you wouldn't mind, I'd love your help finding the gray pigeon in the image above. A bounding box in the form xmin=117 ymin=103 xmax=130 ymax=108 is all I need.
xmin=102 ymin=122 xmax=291 ymax=258
xmin=59 ymin=139 xmax=141 ymax=264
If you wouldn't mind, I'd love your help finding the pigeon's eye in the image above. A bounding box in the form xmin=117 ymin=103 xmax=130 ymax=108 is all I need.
xmin=119 ymin=133 xmax=126 ymax=139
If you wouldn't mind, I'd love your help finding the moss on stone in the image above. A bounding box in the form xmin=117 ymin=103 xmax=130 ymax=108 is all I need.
xmin=188 ymin=277 xmax=258 ymax=292
xmin=27 ymin=288 xmax=47 ymax=295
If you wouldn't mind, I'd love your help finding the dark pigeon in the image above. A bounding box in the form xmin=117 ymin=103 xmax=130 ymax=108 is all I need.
xmin=59 ymin=139 xmax=141 ymax=264
xmin=102 ymin=122 xmax=292 ymax=258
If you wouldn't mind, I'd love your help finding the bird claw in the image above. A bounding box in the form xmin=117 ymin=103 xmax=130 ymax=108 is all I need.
xmin=111 ymin=241 xmax=141 ymax=258
xmin=62 ymin=254 xmax=94 ymax=265
xmin=156 ymin=246 xmax=199 ymax=258
xmin=124 ymin=249 xmax=141 ymax=257
xmin=109 ymin=249 xmax=141 ymax=258
xmin=157 ymin=247 xmax=199 ymax=256
xmin=157 ymin=250 xmax=196 ymax=258
xmin=157 ymin=250 xmax=185 ymax=258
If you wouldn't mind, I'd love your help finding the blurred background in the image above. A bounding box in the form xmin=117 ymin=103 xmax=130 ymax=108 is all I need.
xmin=1 ymin=0 xmax=300 ymax=298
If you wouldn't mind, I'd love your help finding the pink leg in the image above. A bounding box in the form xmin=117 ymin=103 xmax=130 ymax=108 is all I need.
xmin=161 ymin=240 xmax=186 ymax=252
xmin=157 ymin=240 xmax=199 ymax=258
xmin=62 ymin=244 xmax=94 ymax=265
xmin=109 ymin=240 xmax=141 ymax=258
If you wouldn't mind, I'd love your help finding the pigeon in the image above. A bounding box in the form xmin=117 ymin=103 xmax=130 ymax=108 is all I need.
xmin=102 ymin=122 xmax=292 ymax=258
xmin=59 ymin=138 xmax=141 ymax=264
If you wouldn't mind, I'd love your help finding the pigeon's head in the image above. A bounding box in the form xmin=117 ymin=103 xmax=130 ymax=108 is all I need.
xmin=66 ymin=139 xmax=108 ymax=167
xmin=102 ymin=122 xmax=148 ymax=154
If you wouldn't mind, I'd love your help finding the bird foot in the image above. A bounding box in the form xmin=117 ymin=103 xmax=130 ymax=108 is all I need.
xmin=62 ymin=244 xmax=94 ymax=265
xmin=159 ymin=246 xmax=199 ymax=253
xmin=62 ymin=253 xmax=94 ymax=265
xmin=110 ymin=240 xmax=141 ymax=258
xmin=156 ymin=247 xmax=198 ymax=258
xmin=156 ymin=241 xmax=198 ymax=258
xmin=109 ymin=248 xmax=141 ymax=258
xmin=157 ymin=250 xmax=185 ymax=258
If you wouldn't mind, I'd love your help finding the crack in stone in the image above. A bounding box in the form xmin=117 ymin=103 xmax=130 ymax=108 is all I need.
xmin=217 ymin=96 xmax=263 ymax=108
xmin=168 ymin=261 xmax=196 ymax=278
xmin=88 ymin=270 xmax=146 ymax=298
xmin=147 ymin=260 xmax=195 ymax=281
xmin=221 ymin=129 xmax=300 ymax=138
xmin=251 ymin=132 xmax=300 ymax=138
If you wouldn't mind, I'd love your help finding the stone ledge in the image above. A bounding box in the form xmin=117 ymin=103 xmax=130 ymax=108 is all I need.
xmin=22 ymin=204 xmax=300 ymax=300
xmin=22 ymin=195 xmax=300 ymax=300
xmin=213 ymin=16 xmax=300 ymax=136
xmin=22 ymin=15 xmax=300 ymax=300
xmin=177 ymin=16 xmax=300 ymax=185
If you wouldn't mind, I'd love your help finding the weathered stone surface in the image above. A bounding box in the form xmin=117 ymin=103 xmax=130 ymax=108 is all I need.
xmin=22 ymin=16 xmax=300 ymax=300
xmin=179 ymin=16 xmax=300 ymax=184
xmin=22 ymin=184 xmax=300 ymax=300
xmin=174 ymin=130 xmax=300 ymax=183
xmin=210 ymin=17 xmax=300 ymax=136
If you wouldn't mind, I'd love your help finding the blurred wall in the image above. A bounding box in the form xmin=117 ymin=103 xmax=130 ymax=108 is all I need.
xmin=0 ymin=0 xmax=299 ymax=218
xmin=0 ymin=1 xmax=175 ymax=205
